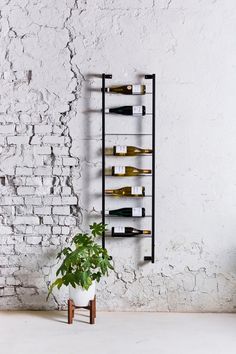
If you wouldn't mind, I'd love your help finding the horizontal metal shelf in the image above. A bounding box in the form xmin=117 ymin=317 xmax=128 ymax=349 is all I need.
xmin=105 ymin=155 xmax=153 ymax=157
xmin=104 ymin=215 xmax=152 ymax=218
xmin=105 ymin=235 xmax=152 ymax=238
xmin=105 ymin=133 xmax=152 ymax=136
xmin=105 ymin=175 xmax=153 ymax=177
xmin=105 ymin=195 xmax=152 ymax=198
xmin=105 ymin=113 xmax=153 ymax=116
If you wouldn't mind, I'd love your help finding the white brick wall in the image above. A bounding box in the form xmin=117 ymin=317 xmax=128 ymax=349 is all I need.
xmin=0 ymin=0 xmax=80 ymax=308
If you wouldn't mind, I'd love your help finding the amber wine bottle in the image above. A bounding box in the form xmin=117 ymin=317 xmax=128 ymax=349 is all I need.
xmin=111 ymin=226 xmax=151 ymax=237
xmin=105 ymin=207 xmax=145 ymax=217
xmin=105 ymin=186 xmax=145 ymax=197
xmin=105 ymin=106 xmax=146 ymax=116
xmin=111 ymin=166 xmax=151 ymax=176
xmin=113 ymin=145 xmax=152 ymax=156
xmin=105 ymin=85 xmax=146 ymax=95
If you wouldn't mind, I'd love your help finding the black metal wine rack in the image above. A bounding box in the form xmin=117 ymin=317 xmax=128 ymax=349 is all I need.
xmin=101 ymin=73 xmax=156 ymax=263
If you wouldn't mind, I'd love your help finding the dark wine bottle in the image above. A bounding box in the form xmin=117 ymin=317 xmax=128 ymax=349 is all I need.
xmin=111 ymin=227 xmax=151 ymax=237
xmin=104 ymin=85 xmax=146 ymax=95
xmin=105 ymin=106 xmax=146 ymax=116
xmin=105 ymin=207 xmax=145 ymax=217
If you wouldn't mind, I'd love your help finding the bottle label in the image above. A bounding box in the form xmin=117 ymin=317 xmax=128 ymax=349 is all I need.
xmin=114 ymin=166 xmax=125 ymax=175
xmin=115 ymin=146 xmax=127 ymax=154
xmin=114 ymin=226 xmax=125 ymax=233
xmin=132 ymin=106 xmax=142 ymax=116
xmin=132 ymin=208 xmax=142 ymax=217
xmin=132 ymin=85 xmax=142 ymax=94
xmin=131 ymin=186 xmax=142 ymax=195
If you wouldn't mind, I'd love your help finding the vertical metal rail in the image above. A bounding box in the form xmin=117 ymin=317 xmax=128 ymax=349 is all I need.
xmin=151 ymin=74 xmax=156 ymax=263
xmin=144 ymin=74 xmax=155 ymax=263
xmin=102 ymin=73 xmax=105 ymax=249
xmin=102 ymin=73 xmax=112 ymax=249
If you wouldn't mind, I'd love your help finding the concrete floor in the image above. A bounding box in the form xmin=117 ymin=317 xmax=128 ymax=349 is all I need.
xmin=0 ymin=312 xmax=235 ymax=354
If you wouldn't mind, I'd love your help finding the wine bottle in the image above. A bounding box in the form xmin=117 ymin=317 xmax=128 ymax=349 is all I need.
xmin=111 ymin=166 xmax=151 ymax=176
xmin=105 ymin=207 xmax=145 ymax=217
xmin=113 ymin=145 xmax=152 ymax=156
xmin=111 ymin=226 xmax=151 ymax=237
xmin=105 ymin=106 xmax=146 ymax=116
xmin=104 ymin=85 xmax=146 ymax=95
xmin=105 ymin=186 xmax=145 ymax=197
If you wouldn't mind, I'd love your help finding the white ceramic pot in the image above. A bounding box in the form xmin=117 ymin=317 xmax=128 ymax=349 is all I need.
xmin=69 ymin=281 xmax=96 ymax=307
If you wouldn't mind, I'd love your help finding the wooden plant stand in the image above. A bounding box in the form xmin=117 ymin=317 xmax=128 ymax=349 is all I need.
xmin=68 ymin=296 xmax=96 ymax=325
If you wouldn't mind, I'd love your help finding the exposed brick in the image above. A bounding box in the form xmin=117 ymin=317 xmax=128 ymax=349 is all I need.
xmin=52 ymin=226 xmax=61 ymax=234
xmin=44 ymin=196 xmax=61 ymax=205
xmin=33 ymin=225 xmax=51 ymax=234
xmin=0 ymin=225 xmax=12 ymax=234
xmin=42 ymin=216 xmax=53 ymax=224
xmin=42 ymin=136 xmax=64 ymax=145
xmin=34 ymin=167 xmax=52 ymax=176
xmin=16 ymin=167 xmax=33 ymax=176
xmin=34 ymin=206 xmax=51 ymax=215
xmin=13 ymin=216 xmax=40 ymax=225
xmin=25 ymin=177 xmax=42 ymax=186
xmin=34 ymin=125 xmax=52 ymax=134
xmin=34 ymin=146 xmax=51 ymax=155
xmin=30 ymin=136 xmax=42 ymax=145
xmin=61 ymin=226 xmax=70 ymax=235
xmin=17 ymin=187 xmax=35 ymax=195
xmin=26 ymin=236 xmax=42 ymax=245
xmin=24 ymin=197 xmax=42 ymax=205
xmin=0 ymin=125 xmax=15 ymax=135
xmin=61 ymin=196 xmax=77 ymax=205
xmin=61 ymin=186 xmax=71 ymax=195
xmin=64 ymin=216 xmax=77 ymax=226
xmin=7 ymin=136 xmax=30 ymax=144
xmin=53 ymin=147 xmax=69 ymax=155
xmin=63 ymin=157 xmax=78 ymax=166
xmin=53 ymin=206 xmax=70 ymax=215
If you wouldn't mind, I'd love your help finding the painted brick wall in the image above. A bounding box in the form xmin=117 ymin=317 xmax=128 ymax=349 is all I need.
xmin=1 ymin=0 xmax=236 ymax=311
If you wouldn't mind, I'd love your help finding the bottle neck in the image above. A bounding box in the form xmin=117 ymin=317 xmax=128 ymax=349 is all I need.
xmin=142 ymin=169 xmax=152 ymax=174
xmin=105 ymin=189 xmax=114 ymax=195
xmin=143 ymin=230 xmax=151 ymax=235
xmin=142 ymin=149 xmax=153 ymax=154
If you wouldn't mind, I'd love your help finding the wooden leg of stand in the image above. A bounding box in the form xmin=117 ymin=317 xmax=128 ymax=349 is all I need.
xmin=94 ymin=295 xmax=96 ymax=318
xmin=68 ymin=299 xmax=73 ymax=324
xmin=89 ymin=299 xmax=95 ymax=324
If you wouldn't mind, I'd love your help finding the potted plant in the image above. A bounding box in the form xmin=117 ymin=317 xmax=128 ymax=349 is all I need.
xmin=47 ymin=222 xmax=113 ymax=307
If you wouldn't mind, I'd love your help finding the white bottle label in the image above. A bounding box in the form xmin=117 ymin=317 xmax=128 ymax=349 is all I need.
xmin=114 ymin=166 xmax=125 ymax=175
xmin=114 ymin=226 xmax=125 ymax=233
xmin=115 ymin=146 xmax=127 ymax=154
xmin=131 ymin=186 xmax=142 ymax=195
xmin=132 ymin=85 xmax=142 ymax=94
xmin=132 ymin=106 xmax=143 ymax=116
xmin=132 ymin=208 xmax=142 ymax=217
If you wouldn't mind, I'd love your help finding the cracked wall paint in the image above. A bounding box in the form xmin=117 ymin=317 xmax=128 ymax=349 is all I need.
xmin=1 ymin=0 xmax=236 ymax=311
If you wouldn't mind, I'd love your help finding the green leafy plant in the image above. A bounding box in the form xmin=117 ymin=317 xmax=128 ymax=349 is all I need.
xmin=47 ymin=222 xmax=113 ymax=300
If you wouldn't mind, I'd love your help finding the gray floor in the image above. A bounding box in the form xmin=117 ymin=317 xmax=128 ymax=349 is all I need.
xmin=0 ymin=311 xmax=235 ymax=354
